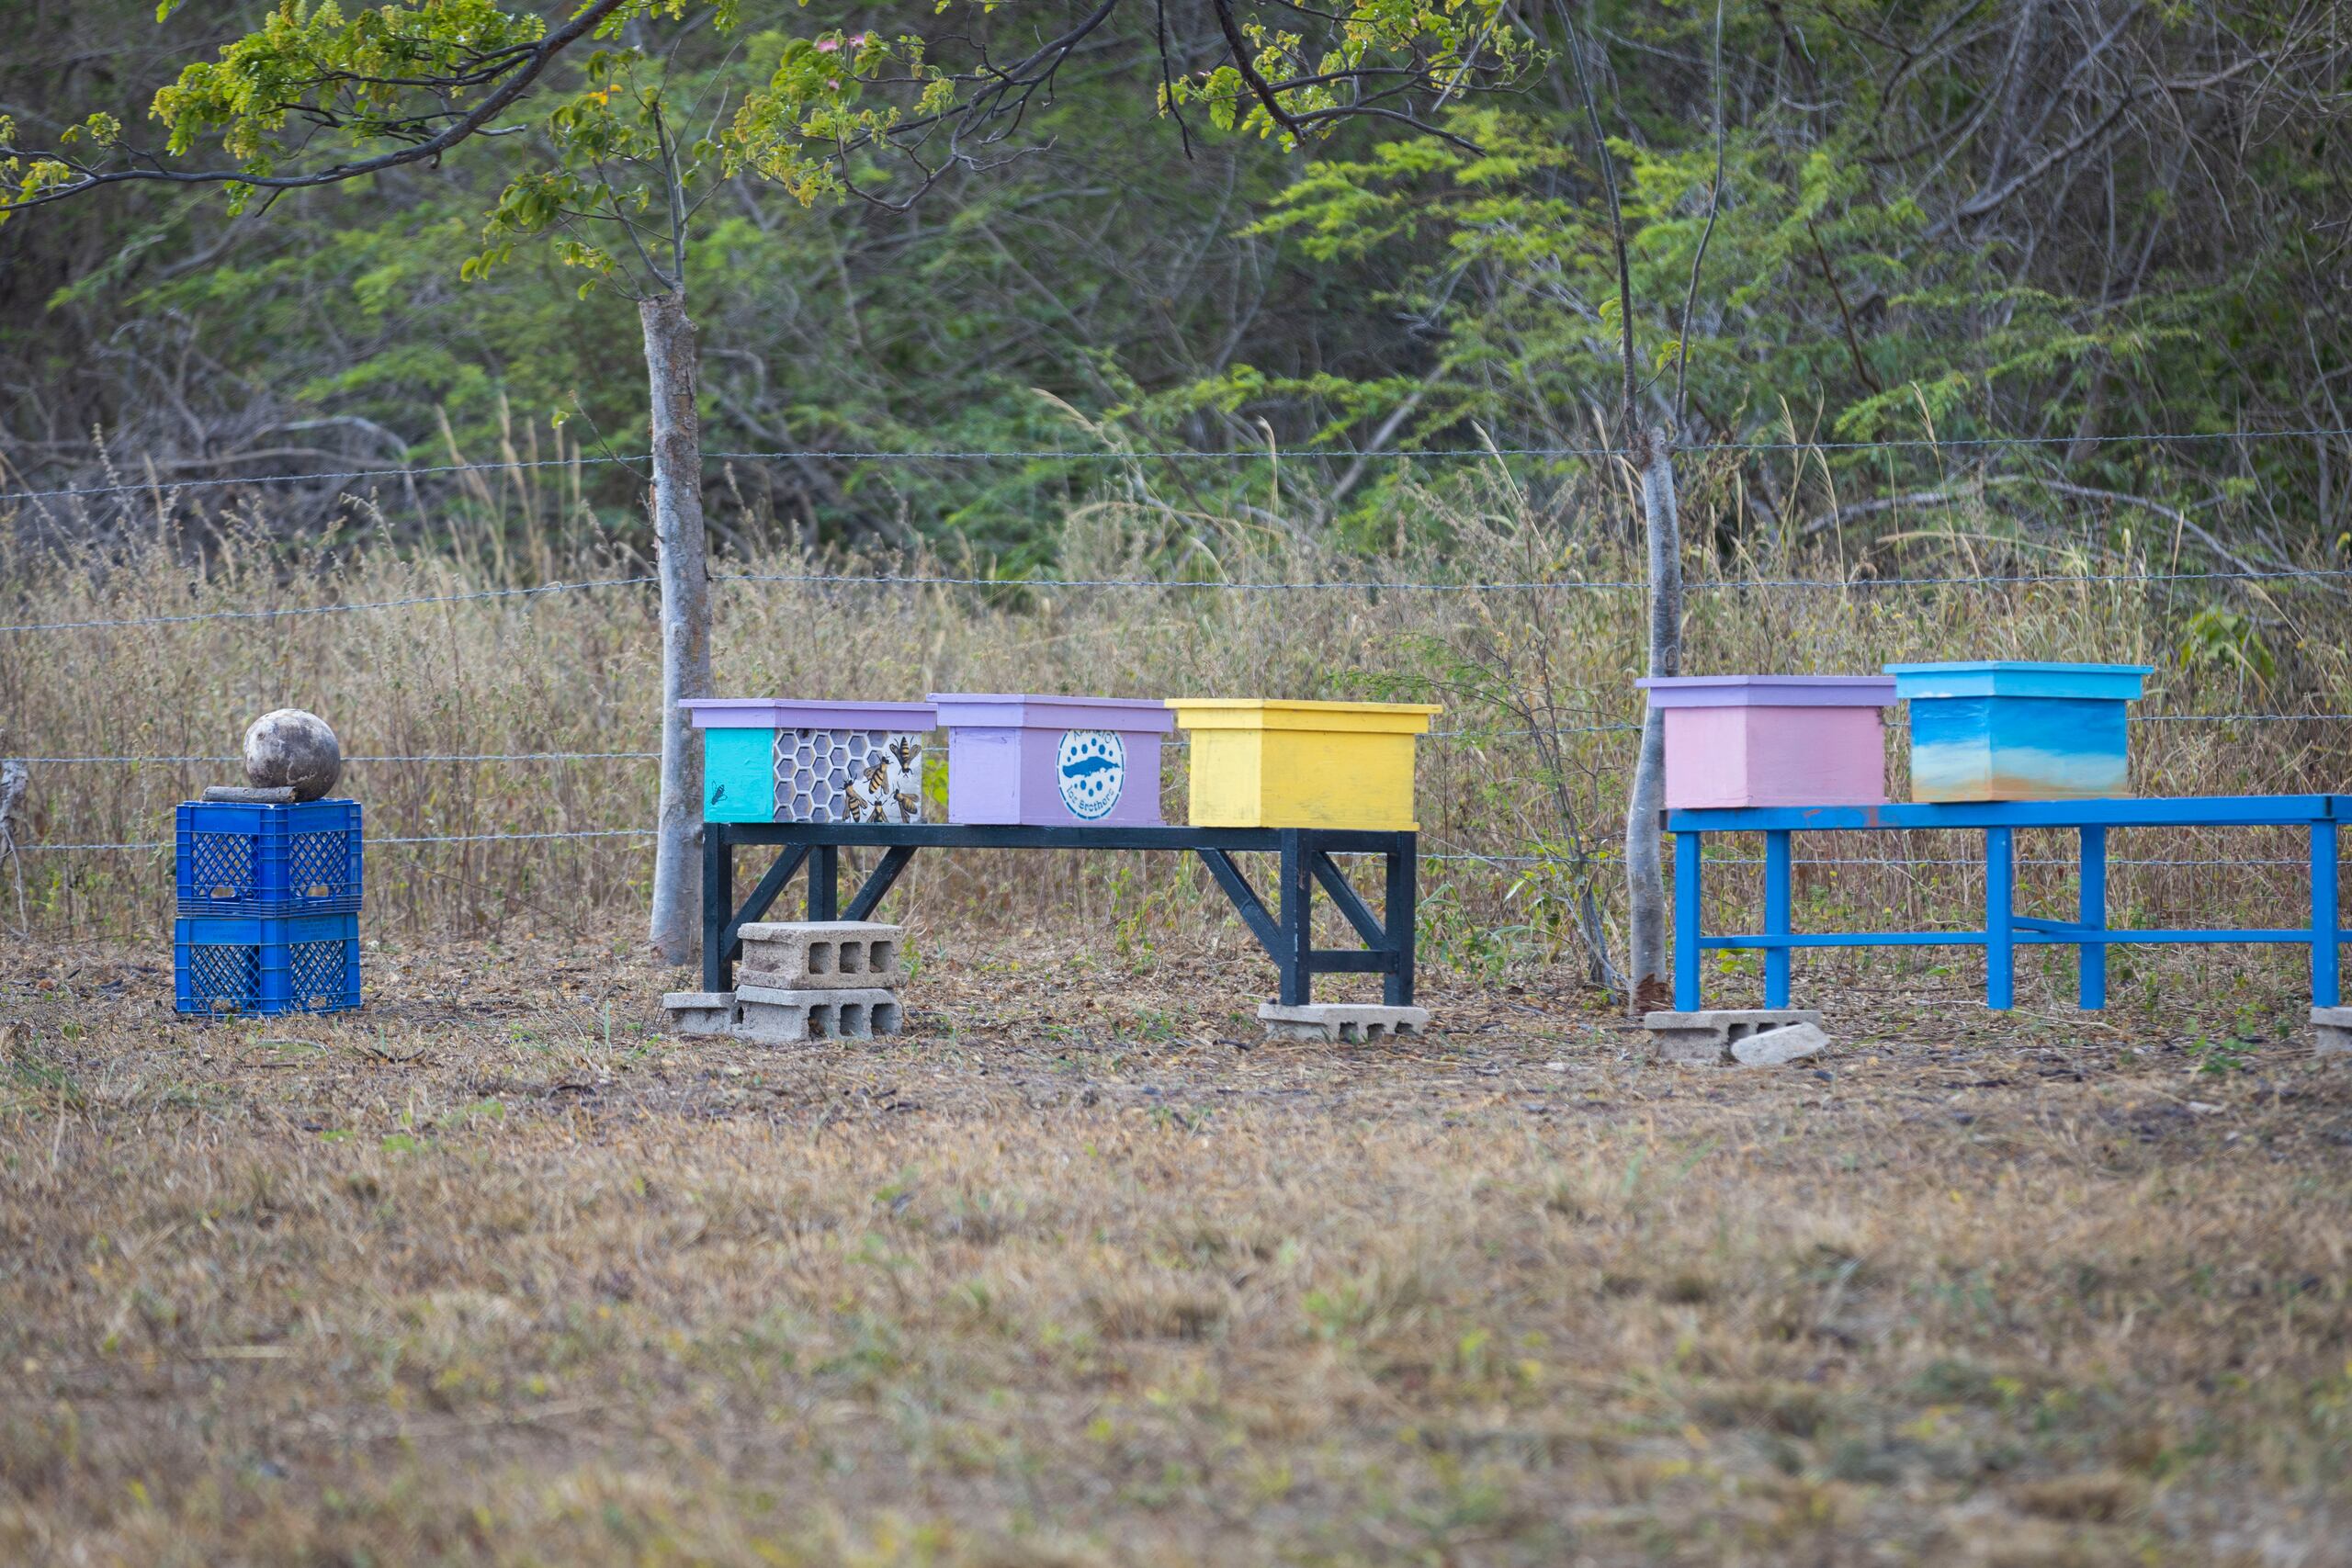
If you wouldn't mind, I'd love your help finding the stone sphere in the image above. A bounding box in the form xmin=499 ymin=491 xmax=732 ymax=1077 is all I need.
xmin=243 ymin=708 xmax=344 ymax=800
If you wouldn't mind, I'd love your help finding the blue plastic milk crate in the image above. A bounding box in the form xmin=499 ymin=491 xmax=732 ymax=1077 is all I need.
xmin=174 ymin=913 xmax=362 ymax=1015
xmin=175 ymin=798 xmax=364 ymax=915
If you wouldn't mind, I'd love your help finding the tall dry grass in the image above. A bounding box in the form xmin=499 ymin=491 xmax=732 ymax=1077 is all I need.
xmin=4 ymin=470 xmax=2346 ymax=1000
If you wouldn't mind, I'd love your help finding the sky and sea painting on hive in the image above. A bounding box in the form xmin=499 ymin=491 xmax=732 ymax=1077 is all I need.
xmin=1906 ymin=696 xmax=2128 ymax=801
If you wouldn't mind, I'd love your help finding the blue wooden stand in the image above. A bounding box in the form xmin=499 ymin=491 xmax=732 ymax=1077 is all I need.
xmin=1666 ymin=795 xmax=2349 ymax=1011
xmin=702 ymin=821 xmax=1417 ymax=1007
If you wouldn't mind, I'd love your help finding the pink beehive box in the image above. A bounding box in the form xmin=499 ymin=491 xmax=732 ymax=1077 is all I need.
xmin=1636 ymin=676 xmax=1898 ymax=809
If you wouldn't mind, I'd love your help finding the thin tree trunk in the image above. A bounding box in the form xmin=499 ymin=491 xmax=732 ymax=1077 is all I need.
xmin=640 ymin=289 xmax=713 ymax=964
xmin=1623 ymin=426 xmax=1684 ymax=1012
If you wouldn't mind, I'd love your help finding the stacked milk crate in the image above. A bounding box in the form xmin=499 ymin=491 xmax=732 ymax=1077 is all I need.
xmin=670 ymin=921 xmax=908 ymax=1042
xmin=174 ymin=799 xmax=364 ymax=1015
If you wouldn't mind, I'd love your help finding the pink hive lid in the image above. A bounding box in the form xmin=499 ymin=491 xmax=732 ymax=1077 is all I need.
xmin=1637 ymin=675 xmax=1898 ymax=709
xmin=681 ymin=697 xmax=938 ymax=729
xmin=928 ymin=693 xmax=1176 ymax=733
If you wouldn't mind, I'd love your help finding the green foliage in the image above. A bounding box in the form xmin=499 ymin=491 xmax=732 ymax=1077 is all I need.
xmin=4 ymin=1 xmax=2349 ymax=569
xmin=2185 ymin=1034 xmax=2254 ymax=1076
xmin=2179 ymin=606 xmax=2276 ymax=684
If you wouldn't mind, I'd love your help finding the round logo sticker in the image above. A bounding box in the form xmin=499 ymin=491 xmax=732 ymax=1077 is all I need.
xmin=1056 ymin=729 xmax=1125 ymax=820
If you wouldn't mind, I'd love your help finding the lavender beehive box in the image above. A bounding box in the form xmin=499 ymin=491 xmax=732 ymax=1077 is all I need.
xmin=682 ymin=698 xmax=935 ymax=823
xmin=929 ymin=694 xmax=1174 ymax=827
xmin=1637 ymin=676 xmax=1897 ymax=809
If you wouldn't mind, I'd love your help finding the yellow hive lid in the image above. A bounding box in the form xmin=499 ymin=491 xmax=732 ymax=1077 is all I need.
xmin=1164 ymin=697 xmax=1442 ymax=734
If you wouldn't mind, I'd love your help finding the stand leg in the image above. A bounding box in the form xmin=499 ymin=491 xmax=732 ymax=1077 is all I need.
xmin=1278 ymin=830 xmax=1310 ymax=1006
xmin=1985 ymin=826 xmax=2015 ymax=1010
xmin=808 ymin=843 xmax=839 ymax=921
xmin=2078 ymin=825 xmax=2107 ymax=1010
xmin=1763 ymin=829 xmax=1792 ymax=1009
xmin=1385 ymin=834 xmax=1417 ymax=1006
xmin=2315 ymin=822 xmax=2340 ymax=1009
xmin=1673 ymin=830 xmax=1702 ymax=1011
xmin=843 ymin=845 xmax=917 ymax=921
xmin=702 ymin=824 xmax=730 ymax=992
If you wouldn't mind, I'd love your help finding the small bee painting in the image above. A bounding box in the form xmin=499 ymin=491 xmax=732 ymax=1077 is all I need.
xmin=841 ymin=730 xmax=923 ymax=824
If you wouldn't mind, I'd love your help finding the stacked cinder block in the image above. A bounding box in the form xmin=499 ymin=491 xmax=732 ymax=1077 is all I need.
xmin=667 ymin=920 xmax=908 ymax=1043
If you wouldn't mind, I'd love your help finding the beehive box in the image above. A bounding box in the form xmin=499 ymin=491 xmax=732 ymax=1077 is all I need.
xmin=1884 ymin=660 xmax=2153 ymax=802
xmin=1637 ymin=675 xmax=1896 ymax=809
xmin=930 ymin=694 xmax=1175 ymax=826
xmin=681 ymin=698 xmax=935 ymax=823
xmin=1165 ymin=699 xmax=1442 ymax=830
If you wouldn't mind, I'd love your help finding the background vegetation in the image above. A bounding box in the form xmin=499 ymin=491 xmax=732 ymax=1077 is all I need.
xmin=6 ymin=0 xmax=2350 ymax=974
xmin=6 ymin=480 xmax=2345 ymax=1016
xmin=6 ymin=0 xmax=2348 ymax=566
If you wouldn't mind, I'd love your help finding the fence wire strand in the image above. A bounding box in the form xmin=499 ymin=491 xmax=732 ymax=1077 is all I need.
xmin=7 ymin=559 xmax=2348 ymax=637
xmin=17 ymin=712 xmax=2350 ymax=766
xmin=8 ymin=423 xmax=2352 ymax=505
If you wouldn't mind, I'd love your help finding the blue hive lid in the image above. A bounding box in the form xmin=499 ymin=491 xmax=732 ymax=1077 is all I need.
xmin=1883 ymin=660 xmax=2152 ymax=701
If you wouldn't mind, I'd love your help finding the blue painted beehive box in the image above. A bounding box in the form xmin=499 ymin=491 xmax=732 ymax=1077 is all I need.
xmin=1883 ymin=660 xmax=2152 ymax=802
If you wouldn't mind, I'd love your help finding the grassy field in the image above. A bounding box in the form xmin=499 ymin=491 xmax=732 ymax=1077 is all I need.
xmin=4 ymin=921 xmax=2349 ymax=1566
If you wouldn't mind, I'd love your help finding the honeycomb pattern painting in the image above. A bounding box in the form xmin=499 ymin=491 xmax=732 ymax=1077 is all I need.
xmin=772 ymin=728 xmax=923 ymax=823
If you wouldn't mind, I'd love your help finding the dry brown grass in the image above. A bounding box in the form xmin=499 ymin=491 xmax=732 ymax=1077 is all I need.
xmin=6 ymin=476 xmax=2350 ymax=974
xmin=4 ymin=921 xmax=2350 ymax=1566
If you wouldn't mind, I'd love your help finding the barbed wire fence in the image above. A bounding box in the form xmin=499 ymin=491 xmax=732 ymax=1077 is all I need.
xmin=4 ymin=426 xmax=2346 ymax=981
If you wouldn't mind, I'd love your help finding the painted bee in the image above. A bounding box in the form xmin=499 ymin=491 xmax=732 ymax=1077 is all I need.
xmin=894 ymin=790 xmax=921 ymax=821
xmin=862 ymin=758 xmax=895 ymax=798
xmin=888 ymin=736 xmax=920 ymax=771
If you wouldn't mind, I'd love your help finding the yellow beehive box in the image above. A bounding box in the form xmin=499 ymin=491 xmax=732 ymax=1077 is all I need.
xmin=1166 ymin=699 xmax=1442 ymax=830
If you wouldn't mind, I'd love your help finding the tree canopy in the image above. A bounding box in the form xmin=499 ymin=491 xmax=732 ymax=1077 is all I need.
xmin=5 ymin=2 xmax=2346 ymax=565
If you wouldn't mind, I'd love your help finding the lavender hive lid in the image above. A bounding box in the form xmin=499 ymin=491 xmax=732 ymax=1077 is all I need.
xmin=681 ymin=697 xmax=938 ymax=730
xmin=928 ymin=693 xmax=1176 ymax=733
xmin=1637 ymin=675 xmax=1899 ymax=709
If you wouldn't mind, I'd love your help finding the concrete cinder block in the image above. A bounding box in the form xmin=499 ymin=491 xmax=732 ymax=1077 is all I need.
xmin=1731 ymin=1021 xmax=1831 ymax=1066
xmin=1258 ymin=1001 xmax=1430 ymax=1043
xmin=735 ymin=921 xmax=905 ymax=989
xmin=1643 ymin=1009 xmax=1824 ymax=1066
xmin=734 ymin=984 xmax=905 ymax=1044
xmin=2313 ymin=1007 xmax=2352 ymax=1058
xmin=662 ymin=991 xmax=739 ymax=1037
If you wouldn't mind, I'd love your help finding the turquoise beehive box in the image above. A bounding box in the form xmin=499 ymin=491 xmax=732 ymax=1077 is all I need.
xmin=681 ymin=698 xmax=936 ymax=822
xmin=1884 ymin=661 xmax=2153 ymax=802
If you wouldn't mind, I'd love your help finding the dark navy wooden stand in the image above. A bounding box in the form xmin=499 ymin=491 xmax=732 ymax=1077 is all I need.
xmin=702 ymin=822 xmax=1417 ymax=1006
xmin=1667 ymin=795 xmax=2350 ymax=1011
